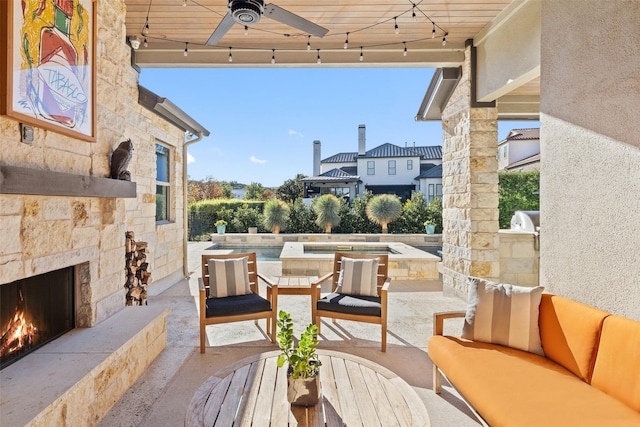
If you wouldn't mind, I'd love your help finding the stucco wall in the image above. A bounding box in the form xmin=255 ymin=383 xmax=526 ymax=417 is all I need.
xmin=540 ymin=0 xmax=640 ymax=320
xmin=0 ymin=0 xmax=186 ymax=326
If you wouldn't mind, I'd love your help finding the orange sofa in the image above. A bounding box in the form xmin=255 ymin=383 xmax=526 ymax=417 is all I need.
xmin=428 ymin=294 xmax=640 ymax=426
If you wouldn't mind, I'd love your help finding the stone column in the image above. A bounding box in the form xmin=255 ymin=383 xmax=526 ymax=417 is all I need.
xmin=440 ymin=43 xmax=499 ymax=299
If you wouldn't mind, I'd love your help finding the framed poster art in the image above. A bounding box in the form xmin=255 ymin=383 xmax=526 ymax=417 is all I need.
xmin=1 ymin=0 xmax=96 ymax=141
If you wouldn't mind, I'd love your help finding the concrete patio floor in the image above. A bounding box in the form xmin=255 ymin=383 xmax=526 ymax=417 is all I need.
xmin=98 ymin=242 xmax=479 ymax=426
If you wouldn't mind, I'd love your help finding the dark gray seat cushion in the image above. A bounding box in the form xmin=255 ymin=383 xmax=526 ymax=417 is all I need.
xmin=205 ymin=293 xmax=271 ymax=317
xmin=316 ymin=292 xmax=382 ymax=317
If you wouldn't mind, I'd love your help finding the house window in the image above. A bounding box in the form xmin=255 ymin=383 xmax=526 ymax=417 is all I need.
xmin=330 ymin=187 xmax=350 ymax=197
xmin=407 ymin=159 xmax=413 ymax=170
xmin=503 ymin=145 xmax=508 ymax=159
xmin=436 ymin=184 xmax=443 ymax=198
xmin=156 ymin=143 xmax=170 ymax=222
xmin=367 ymin=161 xmax=375 ymax=175
xmin=388 ymin=160 xmax=396 ymax=175
xmin=428 ymin=183 xmax=443 ymax=201
xmin=428 ymin=184 xmax=434 ymax=200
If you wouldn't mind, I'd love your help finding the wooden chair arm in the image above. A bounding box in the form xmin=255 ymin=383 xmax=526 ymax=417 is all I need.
xmin=311 ymin=272 xmax=334 ymax=289
xmin=257 ymin=273 xmax=277 ymax=288
xmin=433 ymin=311 xmax=466 ymax=336
xmin=380 ymin=277 xmax=391 ymax=293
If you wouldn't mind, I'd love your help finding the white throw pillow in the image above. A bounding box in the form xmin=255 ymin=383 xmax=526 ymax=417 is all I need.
xmin=336 ymin=257 xmax=379 ymax=297
xmin=462 ymin=278 xmax=545 ymax=356
xmin=207 ymin=257 xmax=251 ymax=298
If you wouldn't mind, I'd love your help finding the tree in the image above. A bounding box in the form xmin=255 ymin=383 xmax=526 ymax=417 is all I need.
xmin=499 ymin=171 xmax=540 ymax=228
xmin=391 ymin=191 xmax=429 ymax=233
xmin=187 ymin=177 xmax=232 ymax=203
xmin=244 ymin=182 xmax=266 ymax=200
xmin=366 ymin=194 xmax=402 ymax=233
xmin=263 ymin=199 xmax=290 ymax=233
xmin=313 ymin=194 xmax=341 ymax=233
xmin=277 ymin=174 xmax=306 ymax=202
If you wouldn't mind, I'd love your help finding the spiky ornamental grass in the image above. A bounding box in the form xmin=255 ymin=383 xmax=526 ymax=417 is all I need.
xmin=262 ymin=199 xmax=290 ymax=233
xmin=366 ymin=194 xmax=402 ymax=233
xmin=313 ymin=194 xmax=341 ymax=233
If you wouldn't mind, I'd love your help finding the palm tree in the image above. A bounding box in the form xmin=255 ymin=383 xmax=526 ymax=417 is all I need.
xmin=313 ymin=194 xmax=341 ymax=233
xmin=366 ymin=194 xmax=402 ymax=233
xmin=263 ymin=199 xmax=290 ymax=234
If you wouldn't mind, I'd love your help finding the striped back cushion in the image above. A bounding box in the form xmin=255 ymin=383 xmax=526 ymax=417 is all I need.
xmin=462 ymin=278 xmax=545 ymax=356
xmin=207 ymin=257 xmax=251 ymax=298
xmin=336 ymin=257 xmax=379 ymax=297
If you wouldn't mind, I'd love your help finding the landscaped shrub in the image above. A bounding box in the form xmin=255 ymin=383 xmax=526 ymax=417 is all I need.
xmin=263 ymin=199 xmax=290 ymax=233
xmin=347 ymin=192 xmax=380 ymax=233
xmin=187 ymin=199 xmax=264 ymax=239
xmin=313 ymin=194 xmax=341 ymax=233
xmin=425 ymin=196 xmax=443 ymax=233
xmin=366 ymin=194 xmax=403 ymax=233
xmin=286 ymin=199 xmax=320 ymax=233
xmin=390 ymin=191 xmax=430 ymax=234
xmin=499 ymin=171 xmax=540 ymax=229
xmin=232 ymin=204 xmax=264 ymax=233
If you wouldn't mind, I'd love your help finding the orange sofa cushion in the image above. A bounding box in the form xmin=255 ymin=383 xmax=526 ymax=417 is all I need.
xmin=539 ymin=293 xmax=609 ymax=382
xmin=428 ymin=335 xmax=640 ymax=426
xmin=591 ymin=315 xmax=640 ymax=412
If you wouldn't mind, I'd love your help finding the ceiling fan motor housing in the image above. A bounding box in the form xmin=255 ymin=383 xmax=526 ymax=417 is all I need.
xmin=229 ymin=0 xmax=264 ymax=25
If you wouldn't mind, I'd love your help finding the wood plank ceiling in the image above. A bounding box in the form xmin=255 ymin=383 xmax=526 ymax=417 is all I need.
xmin=124 ymin=0 xmax=513 ymax=67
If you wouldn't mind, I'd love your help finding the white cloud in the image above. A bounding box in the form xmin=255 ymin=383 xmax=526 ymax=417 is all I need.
xmin=288 ymin=129 xmax=304 ymax=138
xmin=250 ymin=156 xmax=267 ymax=164
xmin=187 ymin=152 xmax=195 ymax=164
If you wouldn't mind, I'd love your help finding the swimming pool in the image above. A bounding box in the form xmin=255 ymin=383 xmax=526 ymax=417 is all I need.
xmin=207 ymin=244 xmax=283 ymax=261
xmin=412 ymin=245 xmax=442 ymax=257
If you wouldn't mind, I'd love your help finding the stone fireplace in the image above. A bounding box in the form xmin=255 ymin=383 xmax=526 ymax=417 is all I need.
xmin=0 ymin=266 xmax=75 ymax=369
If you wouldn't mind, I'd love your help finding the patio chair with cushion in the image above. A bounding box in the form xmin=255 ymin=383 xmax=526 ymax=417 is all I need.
xmin=198 ymin=252 xmax=278 ymax=353
xmin=311 ymin=252 xmax=391 ymax=351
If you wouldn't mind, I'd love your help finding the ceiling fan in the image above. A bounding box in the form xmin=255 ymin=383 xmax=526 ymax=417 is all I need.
xmin=206 ymin=0 xmax=329 ymax=46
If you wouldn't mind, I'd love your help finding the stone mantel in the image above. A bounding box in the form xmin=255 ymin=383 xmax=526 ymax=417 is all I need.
xmin=0 ymin=165 xmax=136 ymax=198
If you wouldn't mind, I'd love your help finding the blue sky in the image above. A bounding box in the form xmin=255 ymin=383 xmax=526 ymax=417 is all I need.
xmin=139 ymin=68 xmax=538 ymax=187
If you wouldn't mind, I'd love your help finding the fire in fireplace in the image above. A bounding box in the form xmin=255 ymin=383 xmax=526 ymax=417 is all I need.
xmin=1 ymin=267 xmax=75 ymax=369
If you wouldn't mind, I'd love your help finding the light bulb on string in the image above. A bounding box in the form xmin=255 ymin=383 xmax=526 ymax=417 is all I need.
xmin=412 ymin=4 xmax=416 ymax=22
xmin=183 ymin=0 xmax=187 ymax=6
xmin=394 ymin=17 xmax=399 ymax=34
xmin=442 ymin=33 xmax=447 ymax=46
xmin=271 ymin=49 xmax=276 ymax=64
xmin=431 ymin=22 xmax=436 ymax=38
xmin=307 ymin=35 xmax=311 ymax=51
xmin=359 ymin=46 xmax=363 ymax=62
xmin=403 ymin=42 xmax=407 ymax=57
xmin=184 ymin=42 xmax=188 ymax=56
xmin=244 ymin=26 xmax=249 ymax=36
xmin=143 ymin=37 xmax=148 ymax=48
xmin=228 ymin=47 xmax=233 ymax=62
xmin=317 ymin=49 xmax=321 ymax=64
xmin=344 ymin=33 xmax=349 ymax=49
xmin=142 ymin=20 xmax=149 ymax=36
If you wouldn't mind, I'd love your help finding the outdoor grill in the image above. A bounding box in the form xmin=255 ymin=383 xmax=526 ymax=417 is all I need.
xmin=510 ymin=210 xmax=540 ymax=232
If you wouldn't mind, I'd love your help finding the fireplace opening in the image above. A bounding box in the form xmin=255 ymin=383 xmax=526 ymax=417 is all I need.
xmin=1 ymin=266 xmax=75 ymax=370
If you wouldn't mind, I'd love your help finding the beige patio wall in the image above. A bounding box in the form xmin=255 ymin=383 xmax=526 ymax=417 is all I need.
xmin=539 ymin=1 xmax=640 ymax=320
xmin=0 ymin=0 xmax=185 ymax=326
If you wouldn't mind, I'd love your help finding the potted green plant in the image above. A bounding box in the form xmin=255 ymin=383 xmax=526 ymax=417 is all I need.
xmin=276 ymin=310 xmax=321 ymax=406
xmin=424 ymin=219 xmax=436 ymax=234
xmin=214 ymin=219 xmax=227 ymax=235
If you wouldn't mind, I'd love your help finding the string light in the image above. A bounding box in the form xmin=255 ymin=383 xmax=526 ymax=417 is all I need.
xmin=136 ymin=3 xmax=449 ymax=65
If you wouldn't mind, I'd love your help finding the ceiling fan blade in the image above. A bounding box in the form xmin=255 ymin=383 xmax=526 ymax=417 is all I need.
xmin=206 ymin=13 xmax=236 ymax=46
xmin=264 ymin=4 xmax=328 ymax=38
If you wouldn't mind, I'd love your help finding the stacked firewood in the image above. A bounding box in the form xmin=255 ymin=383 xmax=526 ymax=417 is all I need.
xmin=124 ymin=231 xmax=151 ymax=306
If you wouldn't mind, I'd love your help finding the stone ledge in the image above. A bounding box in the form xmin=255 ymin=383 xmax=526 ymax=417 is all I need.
xmin=0 ymin=306 xmax=171 ymax=427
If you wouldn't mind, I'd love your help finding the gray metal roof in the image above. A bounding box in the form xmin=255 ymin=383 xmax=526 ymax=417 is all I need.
xmin=407 ymin=145 xmax=442 ymax=159
xmin=322 ymin=152 xmax=357 ymax=163
xmin=301 ymin=168 xmax=360 ymax=182
xmin=363 ymin=143 xmax=419 ymax=158
xmin=415 ymin=164 xmax=442 ymax=179
xmin=341 ymin=166 xmax=358 ymax=175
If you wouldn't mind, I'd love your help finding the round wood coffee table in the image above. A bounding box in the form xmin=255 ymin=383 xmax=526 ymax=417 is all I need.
xmin=185 ymin=349 xmax=429 ymax=426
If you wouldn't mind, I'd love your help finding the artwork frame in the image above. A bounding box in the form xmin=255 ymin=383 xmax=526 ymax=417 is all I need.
xmin=1 ymin=0 xmax=96 ymax=142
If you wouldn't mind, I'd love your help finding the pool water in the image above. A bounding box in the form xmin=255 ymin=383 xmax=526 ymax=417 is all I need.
xmin=303 ymin=245 xmax=398 ymax=255
xmin=226 ymin=246 xmax=283 ymax=261
xmin=413 ymin=245 xmax=442 ymax=257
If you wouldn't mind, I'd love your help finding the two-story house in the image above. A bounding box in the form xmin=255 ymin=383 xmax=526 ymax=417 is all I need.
xmin=498 ymin=128 xmax=540 ymax=171
xmin=302 ymin=125 xmax=442 ymax=201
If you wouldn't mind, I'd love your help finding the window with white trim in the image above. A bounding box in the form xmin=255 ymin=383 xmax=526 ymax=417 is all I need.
xmin=156 ymin=143 xmax=170 ymax=222
xmin=388 ymin=160 xmax=396 ymax=175
xmin=407 ymin=159 xmax=413 ymax=170
xmin=367 ymin=161 xmax=375 ymax=175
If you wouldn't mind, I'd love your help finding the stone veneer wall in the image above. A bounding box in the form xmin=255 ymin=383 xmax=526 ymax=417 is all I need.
xmin=0 ymin=0 xmax=186 ymax=327
xmin=498 ymin=231 xmax=539 ymax=287
xmin=440 ymin=43 xmax=500 ymax=299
